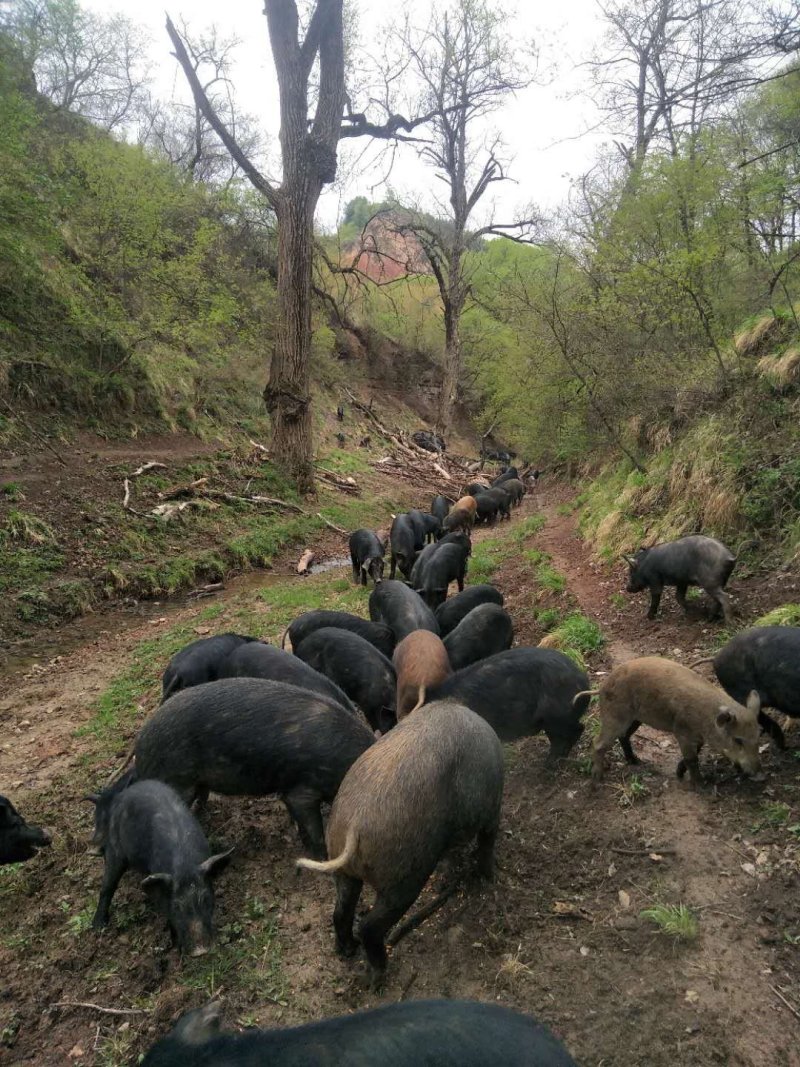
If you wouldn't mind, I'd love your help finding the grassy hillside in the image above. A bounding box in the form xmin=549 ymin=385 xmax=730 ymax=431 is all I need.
xmin=575 ymin=308 xmax=800 ymax=564
xmin=0 ymin=37 xmax=286 ymax=442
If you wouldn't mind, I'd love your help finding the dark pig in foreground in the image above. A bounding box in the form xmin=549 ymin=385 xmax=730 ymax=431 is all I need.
xmin=161 ymin=633 xmax=258 ymax=701
xmin=0 ymin=796 xmax=50 ymax=865
xmin=348 ymin=528 xmax=385 ymax=587
xmin=369 ymin=580 xmax=439 ymax=642
xmin=702 ymin=626 xmax=800 ymax=748
xmin=283 ymin=610 xmax=394 ymax=657
xmin=87 ymin=779 xmax=231 ymax=955
xmin=435 ymin=584 xmax=504 ymax=637
xmin=298 ymin=700 xmax=504 ymax=986
xmin=294 ymin=627 xmax=397 ymax=734
xmin=429 ymin=648 xmax=591 ymax=761
xmin=444 ymin=604 xmax=514 ymax=671
xmin=393 ymin=631 xmax=452 ymax=719
xmin=623 ymin=535 xmax=737 ymax=623
xmin=590 ymin=656 xmax=762 ymax=784
xmin=141 ymin=998 xmax=577 ymax=1067
xmin=389 ymin=514 xmax=419 ymax=580
xmin=219 ymin=640 xmax=357 ymax=715
xmin=135 ymin=679 xmax=374 ymax=859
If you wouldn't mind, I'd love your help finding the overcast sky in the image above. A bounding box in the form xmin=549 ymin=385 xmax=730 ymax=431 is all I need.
xmin=83 ymin=0 xmax=610 ymax=229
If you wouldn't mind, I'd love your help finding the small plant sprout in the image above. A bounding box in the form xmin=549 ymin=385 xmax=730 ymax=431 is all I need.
xmin=616 ymin=774 xmax=648 ymax=807
xmin=640 ymin=903 xmax=698 ymax=940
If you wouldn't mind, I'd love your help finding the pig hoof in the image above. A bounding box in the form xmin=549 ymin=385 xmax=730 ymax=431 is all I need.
xmin=336 ymin=938 xmax=359 ymax=959
xmin=367 ymin=968 xmax=386 ymax=993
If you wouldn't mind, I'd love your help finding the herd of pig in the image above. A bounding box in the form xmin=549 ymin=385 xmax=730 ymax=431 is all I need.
xmin=3 ymin=465 xmax=800 ymax=1065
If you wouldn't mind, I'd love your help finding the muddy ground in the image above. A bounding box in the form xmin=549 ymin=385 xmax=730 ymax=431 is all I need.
xmin=1 ymin=479 xmax=799 ymax=1065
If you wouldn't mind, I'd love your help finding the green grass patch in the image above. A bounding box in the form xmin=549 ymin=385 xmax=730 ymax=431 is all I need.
xmin=536 ymin=607 xmax=561 ymax=631
xmin=640 ymin=903 xmax=698 ymax=941
xmin=469 ymin=538 xmax=510 ymax=583
xmin=510 ymin=513 xmax=546 ymax=543
xmin=4 ymin=510 xmax=57 ymax=546
xmin=553 ymin=613 xmax=605 ymax=655
xmin=754 ymin=604 xmax=800 ymax=627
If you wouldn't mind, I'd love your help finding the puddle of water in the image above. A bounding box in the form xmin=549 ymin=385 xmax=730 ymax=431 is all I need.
xmin=307 ymin=555 xmax=351 ymax=576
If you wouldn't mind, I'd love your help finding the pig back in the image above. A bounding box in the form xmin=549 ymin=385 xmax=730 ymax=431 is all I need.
xmin=136 ymin=678 xmax=374 ymax=800
xmin=327 ymin=700 xmax=503 ymax=885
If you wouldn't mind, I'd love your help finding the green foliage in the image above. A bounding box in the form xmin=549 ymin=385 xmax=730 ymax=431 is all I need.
xmin=640 ymin=903 xmax=698 ymax=941
xmin=753 ymin=604 xmax=800 ymax=627
xmin=0 ymin=42 xmax=276 ymax=432
xmin=552 ymin=613 xmax=605 ymax=656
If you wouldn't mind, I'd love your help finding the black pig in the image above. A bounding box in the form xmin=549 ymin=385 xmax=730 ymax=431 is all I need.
xmin=218 ymin=641 xmax=357 ymax=714
xmin=709 ymin=625 xmax=800 ymax=747
xmin=142 ymin=998 xmax=577 ymax=1067
xmin=624 ymin=535 xmax=736 ymax=622
xmin=282 ymin=610 xmax=394 ymax=657
xmin=0 ymin=796 xmax=50 ymax=865
xmin=349 ymin=528 xmax=385 ymax=586
xmin=444 ymin=603 xmax=514 ymax=671
xmin=369 ymin=580 xmax=439 ymax=642
xmin=161 ymin=634 xmax=258 ymax=702
xmin=293 ymin=627 xmax=397 ymax=734
xmin=435 ymin=584 xmax=504 ymax=637
xmin=429 ymin=647 xmax=591 ymax=760
xmin=430 ymin=495 xmax=454 ymax=531
xmin=414 ymin=542 xmax=469 ymax=608
xmin=88 ymin=779 xmax=231 ymax=955
xmin=389 ymin=514 xmax=419 ymax=580
xmin=135 ymin=679 xmax=374 ymax=858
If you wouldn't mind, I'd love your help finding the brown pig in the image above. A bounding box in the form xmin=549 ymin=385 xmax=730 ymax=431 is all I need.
xmin=589 ymin=656 xmax=763 ymax=785
xmin=393 ymin=631 xmax=452 ymax=719
xmin=443 ymin=496 xmax=477 ymax=534
xmin=296 ymin=699 xmax=504 ymax=988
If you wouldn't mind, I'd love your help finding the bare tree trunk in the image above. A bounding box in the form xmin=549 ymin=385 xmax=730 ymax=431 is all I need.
xmin=438 ymin=275 xmax=464 ymax=433
xmin=265 ymin=191 xmax=316 ymax=492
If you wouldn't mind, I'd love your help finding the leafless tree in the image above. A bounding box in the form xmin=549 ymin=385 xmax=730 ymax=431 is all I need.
xmin=393 ymin=0 xmax=537 ymax=433
xmin=137 ymin=22 xmax=264 ymax=188
xmin=167 ymin=1 xmax=440 ymax=492
xmin=4 ymin=0 xmax=150 ymax=131
xmin=589 ymin=0 xmax=798 ymax=174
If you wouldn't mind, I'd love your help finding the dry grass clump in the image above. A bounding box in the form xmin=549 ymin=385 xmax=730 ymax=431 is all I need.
xmin=757 ymin=346 xmax=800 ymax=388
xmin=735 ymin=314 xmax=779 ymax=357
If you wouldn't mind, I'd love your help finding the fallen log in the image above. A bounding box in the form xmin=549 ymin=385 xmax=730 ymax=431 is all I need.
xmin=297 ymin=549 xmax=315 ymax=575
xmin=186 ymin=582 xmax=224 ymax=599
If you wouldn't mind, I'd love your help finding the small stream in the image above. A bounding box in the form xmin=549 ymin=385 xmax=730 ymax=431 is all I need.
xmin=0 ymin=554 xmax=352 ymax=679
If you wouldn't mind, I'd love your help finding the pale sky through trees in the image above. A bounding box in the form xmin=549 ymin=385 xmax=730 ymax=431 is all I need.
xmin=82 ymin=0 xmax=607 ymax=228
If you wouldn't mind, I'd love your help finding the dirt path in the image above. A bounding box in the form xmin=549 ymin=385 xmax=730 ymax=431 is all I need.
xmin=525 ymin=490 xmax=800 ymax=1066
xmin=1 ymin=486 xmax=799 ymax=1066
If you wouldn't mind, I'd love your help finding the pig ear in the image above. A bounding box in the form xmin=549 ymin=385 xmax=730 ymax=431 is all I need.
xmin=716 ymin=708 xmax=735 ymax=728
xmin=141 ymin=873 xmax=173 ymax=892
xmin=82 ymin=794 xmax=100 ymax=805
xmin=174 ymin=1001 xmax=223 ymax=1044
xmin=746 ymin=690 xmax=761 ymax=714
xmin=198 ymin=847 xmax=234 ymax=879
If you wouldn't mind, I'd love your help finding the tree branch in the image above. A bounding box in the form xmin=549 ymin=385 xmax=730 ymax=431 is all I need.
xmin=165 ymin=15 xmax=280 ymax=209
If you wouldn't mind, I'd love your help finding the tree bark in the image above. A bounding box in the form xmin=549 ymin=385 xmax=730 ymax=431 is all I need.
xmin=265 ymin=191 xmax=317 ymax=493
xmin=438 ymin=247 xmax=465 ymax=433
